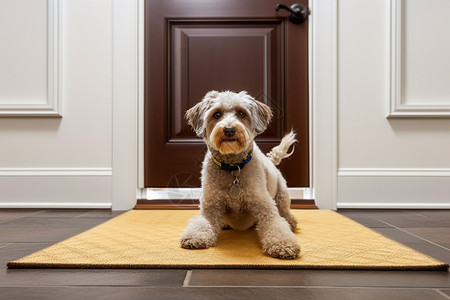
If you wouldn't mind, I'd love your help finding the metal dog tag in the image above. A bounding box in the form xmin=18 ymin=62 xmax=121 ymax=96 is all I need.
xmin=229 ymin=179 xmax=241 ymax=199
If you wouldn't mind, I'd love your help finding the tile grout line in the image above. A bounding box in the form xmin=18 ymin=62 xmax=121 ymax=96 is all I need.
xmin=0 ymin=285 xmax=194 ymax=289
xmin=435 ymin=289 xmax=450 ymax=300
xmin=0 ymin=243 xmax=12 ymax=250
xmin=0 ymin=285 xmax=445 ymax=290
xmin=0 ymin=210 xmax=47 ymax=224
xmin=75 ymin=211 xmax=107 ymax=219
xmin=375 ymin=218 xmax=450 ymax=251
xmin=1 ymin=285 xmax=441 ymax=291
xmin=183 ymin=285 xmax=450 ymax=290
xmin=183 ymin=270 xmax=193 ymax=287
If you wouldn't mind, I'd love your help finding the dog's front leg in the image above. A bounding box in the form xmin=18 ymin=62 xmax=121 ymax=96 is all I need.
xmin=249 ymin=195 xmax=301 ymax=259
xmin=180 ymin=200 xmax=225 ymax=249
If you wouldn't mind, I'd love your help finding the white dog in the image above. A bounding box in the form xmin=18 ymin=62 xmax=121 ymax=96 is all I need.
xmin=180 ymin=90 xmax=300 ymax=259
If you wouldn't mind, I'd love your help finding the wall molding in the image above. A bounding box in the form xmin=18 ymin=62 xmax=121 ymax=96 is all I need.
xmin=304 ymin=0 xmax=338 ymax=209
xmin=0 ymin=0 xmax=63 ymax=117
xmin=339 ymin=168 xmax=450 ymax=177
xmin=337 ymin=203 xmax=450 ymax=209
xmin=388 ymin=0 xmax=450 ymax=118
xmin=0 ymin=202 xmax=111 ymax=209
xmin=111 ymin=0 xmax=140 ymax=210
xmin=0 ymin=167 xmax=112 ymax=177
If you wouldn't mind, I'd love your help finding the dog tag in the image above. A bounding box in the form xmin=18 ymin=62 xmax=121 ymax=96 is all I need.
xmin=229 ymin=180 xmax=241 ymax=199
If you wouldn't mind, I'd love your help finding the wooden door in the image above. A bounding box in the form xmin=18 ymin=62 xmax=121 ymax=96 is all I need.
xmin=144 ymin=0 xmax=309 ymax=188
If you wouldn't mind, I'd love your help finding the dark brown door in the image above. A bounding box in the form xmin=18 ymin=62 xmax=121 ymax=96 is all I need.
xmin=145 ymin=0 xmax=309 ymax=188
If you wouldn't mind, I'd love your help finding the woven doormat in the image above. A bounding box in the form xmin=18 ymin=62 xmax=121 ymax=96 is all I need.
xmin=7 ymin=210 xmax=449 ymax=270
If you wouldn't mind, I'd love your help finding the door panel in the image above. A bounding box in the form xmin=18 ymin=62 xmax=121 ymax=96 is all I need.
xmin=169 ymin=21 xmax=283 ymax=142
xmin=145 ymin=0 xmax=309 ymax=188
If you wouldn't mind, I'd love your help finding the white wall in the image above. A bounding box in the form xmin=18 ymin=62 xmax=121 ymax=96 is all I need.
xmin=2 ymin=0 xmax=448 ymax=210
xmin=336 ymin=0 xmax=450 ymax=208
xmin=0 ymin=0 xmax=114 ymax=208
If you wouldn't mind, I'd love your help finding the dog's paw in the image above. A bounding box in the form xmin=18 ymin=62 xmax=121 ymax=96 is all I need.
xmin=180 ymin=215 xmax=218 ymax=249
xmin=180 ymin=236 xmax=214 ymax=249
xmin=264 ymin=240 xmax=301 ymax=260
xmin=180 ymin=229 xmax=217 ymax=249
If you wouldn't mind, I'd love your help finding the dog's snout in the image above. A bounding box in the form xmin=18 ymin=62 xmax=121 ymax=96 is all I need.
xmin=223 ymin=126 xmax=236 ymax=138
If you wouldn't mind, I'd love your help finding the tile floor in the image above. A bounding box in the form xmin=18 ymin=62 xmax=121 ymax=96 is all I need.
xmin=0 ymin=209 xmax=449 ymax=300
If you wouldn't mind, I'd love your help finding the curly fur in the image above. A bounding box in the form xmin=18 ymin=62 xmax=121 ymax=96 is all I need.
xmin=266 ymin=130 xmax=297 ymax=165
xmin=180 ymin=90 xmax=300 ymax=259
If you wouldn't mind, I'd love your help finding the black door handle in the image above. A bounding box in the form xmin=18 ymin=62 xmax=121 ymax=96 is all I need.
xmin=276 ymin=3 xmax=309 ymax=24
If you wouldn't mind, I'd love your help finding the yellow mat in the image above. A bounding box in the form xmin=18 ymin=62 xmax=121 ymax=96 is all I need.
xmin=7 ymin=210 xmax=449 ymax=270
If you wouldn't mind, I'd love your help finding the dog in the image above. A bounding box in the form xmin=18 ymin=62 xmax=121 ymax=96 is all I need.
xmin=180 ymin=90 xmax=300 ymax=259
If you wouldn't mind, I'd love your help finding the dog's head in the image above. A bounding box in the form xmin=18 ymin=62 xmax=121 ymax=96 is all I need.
xmin=186 ymin=90 xmax=272 ymax=155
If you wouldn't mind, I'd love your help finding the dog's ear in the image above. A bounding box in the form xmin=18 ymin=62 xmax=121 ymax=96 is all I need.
xmin=252 ymin=99 xmax=273 ymax=134
xmin=204 ymin=90 xmax=219 ymax=100
xmin=185 ymin=102 xmax=207 ymax=137
xmin=185 ymin=91 xmax=218 ymax=137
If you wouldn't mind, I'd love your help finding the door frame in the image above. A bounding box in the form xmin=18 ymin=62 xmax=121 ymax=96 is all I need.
xmin=111 ymin=0 xmax=338 ymax=210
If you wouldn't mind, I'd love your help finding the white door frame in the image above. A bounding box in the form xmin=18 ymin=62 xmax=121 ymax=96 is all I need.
xmin=111 ymin=0 xmax=338 ymax=210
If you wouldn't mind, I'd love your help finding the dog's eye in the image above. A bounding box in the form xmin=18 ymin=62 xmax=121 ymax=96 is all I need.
xmin=238 ymin=111 xmax=246 ymax=118
xmin=213 ymin=112 xmax=222 ymax=119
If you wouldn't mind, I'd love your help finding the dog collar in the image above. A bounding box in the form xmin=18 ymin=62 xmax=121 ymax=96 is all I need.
xmin=212 ymin=151 xmax=253 ymax=171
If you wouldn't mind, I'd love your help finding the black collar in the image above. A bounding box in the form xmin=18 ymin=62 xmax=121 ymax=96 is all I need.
xmin=211 ymin=151 xmax=253 ymax=171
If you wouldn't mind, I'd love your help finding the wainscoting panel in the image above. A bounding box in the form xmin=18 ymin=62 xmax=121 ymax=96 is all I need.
xmin=388 ymin=0 xmax=450 ymax=117
xmin=0 ymin=0 xmax=62 ymax=117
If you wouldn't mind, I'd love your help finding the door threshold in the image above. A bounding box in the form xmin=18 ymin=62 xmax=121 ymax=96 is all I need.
xmin=135 ymin=188 xmax=317 ymax=209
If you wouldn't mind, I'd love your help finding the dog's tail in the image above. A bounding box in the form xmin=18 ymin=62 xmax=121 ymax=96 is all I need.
xmin=266 ymin=130 xmax=297 ymax=165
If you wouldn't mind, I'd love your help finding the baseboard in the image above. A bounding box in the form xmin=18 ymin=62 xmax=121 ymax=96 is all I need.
xmin=0 ymin=168 xmax=113 ymax=208
xmin=0 ymin=168 xmax=112 ymax=177
xmin=338 ymin=168 xmax=450 ymax=177
xmin=337 ymin=203 xmax=450 ymax=209
xmin=337 ymin=168 xmax=450 ymax=209
xmin=0 ymin=202 xmax=112 ymax=209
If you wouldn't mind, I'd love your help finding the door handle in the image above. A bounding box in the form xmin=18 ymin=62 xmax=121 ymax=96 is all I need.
xmin=276 ymin=3 xmax=309 ymax=24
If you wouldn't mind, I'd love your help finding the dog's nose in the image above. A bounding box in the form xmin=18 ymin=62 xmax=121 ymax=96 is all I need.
xmin=223 ymin=126 xmax=236 ymax=138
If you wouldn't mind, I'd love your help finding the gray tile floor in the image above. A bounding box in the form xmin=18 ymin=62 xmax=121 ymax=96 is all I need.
xmin=0 ymin=209 xmax=449 ymax=300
